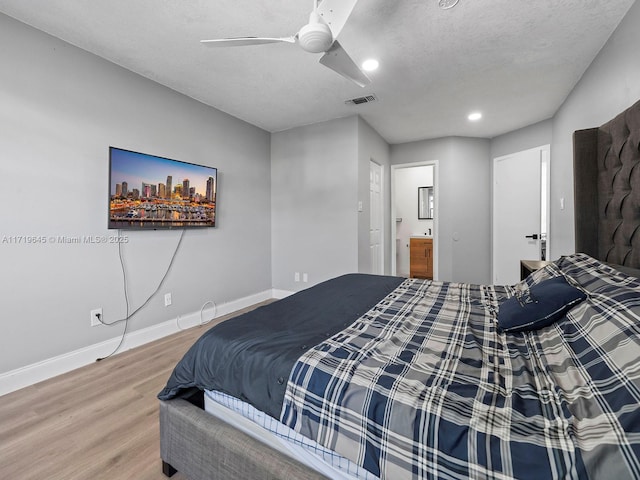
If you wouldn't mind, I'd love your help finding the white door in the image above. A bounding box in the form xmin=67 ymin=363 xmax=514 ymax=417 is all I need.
xmin=493 ymin=146 xmax=547 ymax=284
xmin=370 ymin=161 xmax=383 ymax=274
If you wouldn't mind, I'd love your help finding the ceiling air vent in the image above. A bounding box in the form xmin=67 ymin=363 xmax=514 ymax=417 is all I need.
xmin=345 ymin=94 xmax=378 ymax=106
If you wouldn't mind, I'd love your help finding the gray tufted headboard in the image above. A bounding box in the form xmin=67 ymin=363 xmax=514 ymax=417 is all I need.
xmin=573 ymin=98 xmax=640 ymax=277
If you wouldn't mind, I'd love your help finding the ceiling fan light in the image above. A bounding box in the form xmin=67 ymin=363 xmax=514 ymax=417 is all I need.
xmin=362 ymin=59 xmax=379 ymax=71
xmin=468 ymin=112 xmax=482 ymax=121
xmin=298 ymin=22 xmax=333 ymax=53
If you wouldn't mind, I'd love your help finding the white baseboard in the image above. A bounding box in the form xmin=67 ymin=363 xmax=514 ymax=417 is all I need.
xmin=272 ymin=288 xmax=295 ymax=299
xmin=0 ymin=289 xmax=275 ymax=397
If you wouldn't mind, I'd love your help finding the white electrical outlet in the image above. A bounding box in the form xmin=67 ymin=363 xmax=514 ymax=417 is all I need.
xmin=294 ymin=272 xmax=300 ymax=282
xmin=90 ymin=308 xmax=103 ymax=327
xmin=164 ymin=293 xmax=172 ymax=307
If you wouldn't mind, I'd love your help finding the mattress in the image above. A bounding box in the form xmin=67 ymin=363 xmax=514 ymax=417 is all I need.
xmin=203 ymin=389 xmax=378 ymax=480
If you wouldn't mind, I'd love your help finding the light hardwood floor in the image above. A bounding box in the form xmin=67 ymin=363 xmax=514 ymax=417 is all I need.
xmin=0 ymin=303 xmax=270 ymax=480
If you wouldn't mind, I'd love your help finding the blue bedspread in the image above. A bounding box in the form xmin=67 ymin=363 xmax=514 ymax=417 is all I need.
xmin=158 ymin=273 xmax=403 ymax=419
xmin=281 ymin=254 xmax=640 ymax=479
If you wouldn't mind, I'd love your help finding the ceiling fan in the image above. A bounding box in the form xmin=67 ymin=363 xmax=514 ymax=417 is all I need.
xmin=200 ymin=0 xmax=370 ymax=87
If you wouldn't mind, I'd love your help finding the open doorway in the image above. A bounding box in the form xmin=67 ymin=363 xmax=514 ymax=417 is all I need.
xmin=391 ymin=161 xmax=439 ymax=278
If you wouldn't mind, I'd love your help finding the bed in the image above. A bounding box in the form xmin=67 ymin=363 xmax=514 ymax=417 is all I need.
xmin=158 ymin=98 xmax=640 ymax=480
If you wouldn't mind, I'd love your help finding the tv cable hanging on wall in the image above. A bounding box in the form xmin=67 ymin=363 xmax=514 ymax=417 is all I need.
xmin=96 ymin=229 xmax=186 ymax=361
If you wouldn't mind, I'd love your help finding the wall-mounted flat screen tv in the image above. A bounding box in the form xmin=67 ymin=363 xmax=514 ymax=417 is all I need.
xmin=109 ymin=147 xmax=217 ymax=230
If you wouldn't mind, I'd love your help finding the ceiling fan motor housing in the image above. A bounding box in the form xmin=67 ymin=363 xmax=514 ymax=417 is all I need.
xmin=298 ymin=17 xmax=333 ymax=53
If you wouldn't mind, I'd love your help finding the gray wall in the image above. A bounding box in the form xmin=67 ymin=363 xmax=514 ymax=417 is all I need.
xmin=550 ymin=0 xmax=640 ymax=259
xmin=271 ymin=116 xmax=359 ymax=291
xmin=391 ymin=137 xmax=491 ymax=283
xmin=490 ymin=119 xmax=553 ymax=160
xmin=271 ymin=115 xmax=392 ymax=291
xmin=0 ymin=14 xmax=272 ymax=373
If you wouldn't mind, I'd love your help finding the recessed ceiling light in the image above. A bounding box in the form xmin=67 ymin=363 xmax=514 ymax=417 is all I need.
xmin=468 ymin=112 xmax=482 ymax=121
xmin=439 ymin=0 xmax=459 ymax=9
xmin=362 ymin=59 xmax=379 ymax=72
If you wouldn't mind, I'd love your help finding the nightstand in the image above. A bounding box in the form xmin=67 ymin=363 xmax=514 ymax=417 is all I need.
xmin=520 ymin=260 xmax=552 ymax=281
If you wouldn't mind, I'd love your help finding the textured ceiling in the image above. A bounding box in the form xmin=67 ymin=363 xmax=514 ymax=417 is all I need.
xmin=0 ymin=0 xmax=635 ymax=144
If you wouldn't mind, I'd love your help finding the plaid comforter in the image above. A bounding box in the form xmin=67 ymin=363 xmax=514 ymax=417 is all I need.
xmin=281 ymin=254 xmax=640 ymax=479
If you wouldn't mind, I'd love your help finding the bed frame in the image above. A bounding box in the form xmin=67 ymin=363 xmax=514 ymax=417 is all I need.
xmin=159 ymin=99 xmax=640 ymax=480
xmin=574 ymin=98 xmax=640 ymax=275
xmin=159 ymin=391 xmax=327 ymax=479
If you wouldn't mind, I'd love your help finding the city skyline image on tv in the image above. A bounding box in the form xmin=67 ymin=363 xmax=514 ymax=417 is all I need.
xmin=108 ymin=147 xmax=217 ymax=230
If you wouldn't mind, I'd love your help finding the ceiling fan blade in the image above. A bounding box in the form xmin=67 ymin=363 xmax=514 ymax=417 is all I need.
xmin=316 ymin=0 xmax=359 ymax=38
xmin=319 ymin=40 xmax=370 ymax=87
xmin=200 ymin=36 xmax=296 ymax=47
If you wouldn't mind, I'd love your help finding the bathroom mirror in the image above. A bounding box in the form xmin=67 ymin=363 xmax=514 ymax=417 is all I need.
xmin=418 ymin=186 xmax=434 ymax=219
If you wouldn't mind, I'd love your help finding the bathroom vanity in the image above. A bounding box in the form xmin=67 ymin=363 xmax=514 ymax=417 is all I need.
xmin=409 ymin=237 xmax=433 ymax=279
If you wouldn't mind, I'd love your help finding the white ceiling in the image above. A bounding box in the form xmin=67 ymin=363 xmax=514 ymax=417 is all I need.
xmin=0 ymin=0 xmax=635 ymax=144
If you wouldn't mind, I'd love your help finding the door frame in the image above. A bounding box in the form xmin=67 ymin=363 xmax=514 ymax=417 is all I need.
xmin=491 ymin=144 xmax=550 ymax=282
xmin=391 ymin=160 xmax=440 ymax=279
